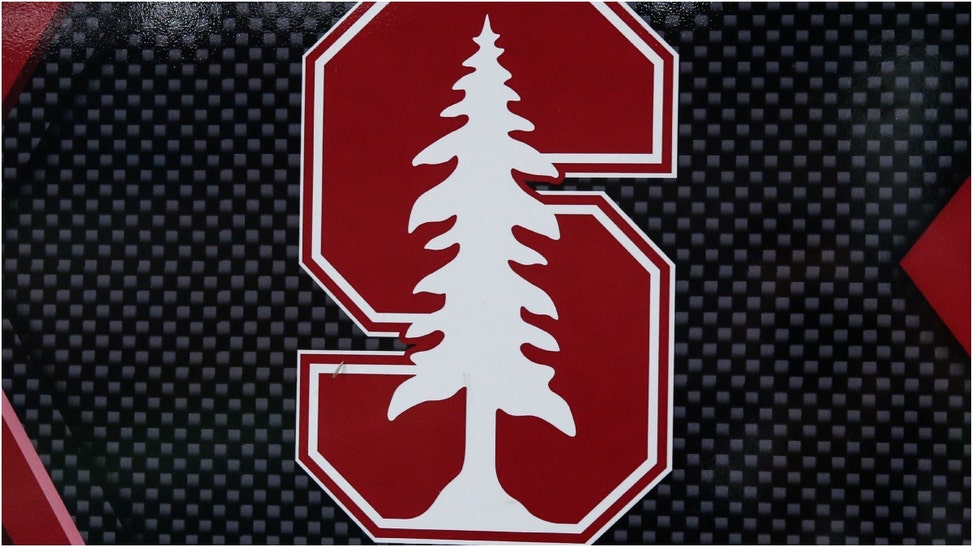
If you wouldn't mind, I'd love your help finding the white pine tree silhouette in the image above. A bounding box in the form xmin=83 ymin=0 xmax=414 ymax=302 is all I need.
xmin=386 ymin=16 xmax=575 ymax=530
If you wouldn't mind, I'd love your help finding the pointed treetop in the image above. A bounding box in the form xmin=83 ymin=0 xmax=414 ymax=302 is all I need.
xmin=474 ymin=15 xmax=499 ymax=49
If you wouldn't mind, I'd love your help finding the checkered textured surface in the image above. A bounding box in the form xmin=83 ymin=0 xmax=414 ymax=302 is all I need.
xmin=3 ymin=2 xmax=969 ymax=544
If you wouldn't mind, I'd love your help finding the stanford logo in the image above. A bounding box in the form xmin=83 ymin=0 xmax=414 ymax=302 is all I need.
xmin=296 ymin=3 xmax=677 ymax=543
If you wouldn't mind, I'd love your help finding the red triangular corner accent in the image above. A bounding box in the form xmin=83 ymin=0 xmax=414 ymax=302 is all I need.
xmin=901 ymin=178 xmax=971 ymax=354
xmin=2 ymin=2 xmax=63 ymax=116
xmin=2 ymin=391 xmax=85 ymax=545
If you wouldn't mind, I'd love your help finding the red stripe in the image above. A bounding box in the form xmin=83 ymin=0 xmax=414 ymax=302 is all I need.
xmin=2 ymin=392 xmax=84 ymax=545
xmin=2 ymin=2 xmax=63 ymax=116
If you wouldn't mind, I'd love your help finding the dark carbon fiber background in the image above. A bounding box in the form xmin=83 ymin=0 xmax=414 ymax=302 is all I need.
xmin=2 ymin=2 xmax=970 ymax=544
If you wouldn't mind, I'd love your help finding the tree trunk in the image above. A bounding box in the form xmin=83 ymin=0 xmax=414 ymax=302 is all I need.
xmin=459 ymin=377 xmax=499 ymax=485
xmin=405 ymin=381 xmax=562 ymax=531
